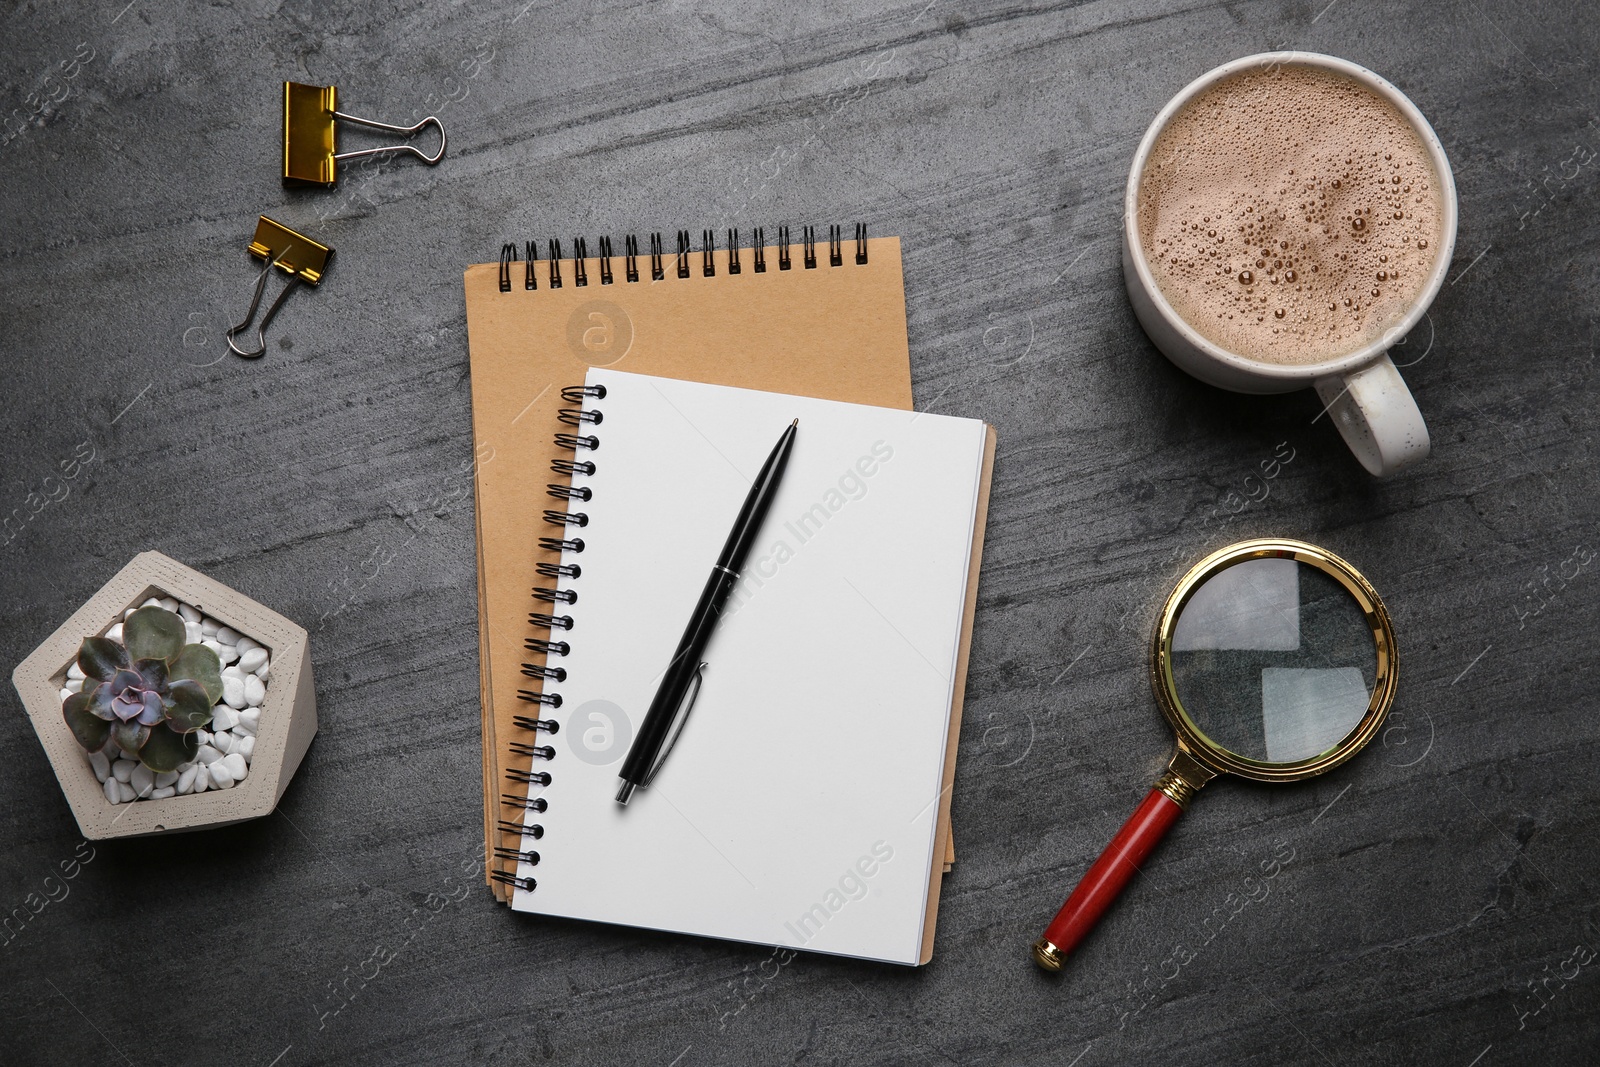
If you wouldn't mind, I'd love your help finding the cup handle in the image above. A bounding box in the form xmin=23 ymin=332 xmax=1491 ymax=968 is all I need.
xmin=1314 ymin=353 xmax=1430 ymax=477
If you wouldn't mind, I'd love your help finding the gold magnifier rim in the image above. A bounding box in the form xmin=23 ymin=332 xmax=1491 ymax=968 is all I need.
xmin=1151 ymin=538 xmax=1398 ymax=784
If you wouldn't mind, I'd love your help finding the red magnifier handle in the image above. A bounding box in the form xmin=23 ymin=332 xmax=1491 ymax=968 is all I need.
xmin=1033 ymin=786 xmax=1185 ymax=970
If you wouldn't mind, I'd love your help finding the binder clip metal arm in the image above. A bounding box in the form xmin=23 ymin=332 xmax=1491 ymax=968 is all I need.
xmin=226 ymin=216 xmax=333 ymax=359
xmin=283 ymin=82 xmax=446 ymax=187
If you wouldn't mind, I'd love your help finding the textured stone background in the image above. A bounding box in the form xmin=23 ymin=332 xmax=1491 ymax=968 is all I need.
xmin=2 ymin=1 xmax=1598 ymax=1064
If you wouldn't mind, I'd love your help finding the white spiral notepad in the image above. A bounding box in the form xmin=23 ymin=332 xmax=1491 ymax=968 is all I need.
xmin=506 ymin=369 xmax=993 ymax=965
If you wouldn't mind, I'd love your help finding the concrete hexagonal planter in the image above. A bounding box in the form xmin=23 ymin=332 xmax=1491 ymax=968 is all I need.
xmin=12 ymin=551 xmax=316 ymax=839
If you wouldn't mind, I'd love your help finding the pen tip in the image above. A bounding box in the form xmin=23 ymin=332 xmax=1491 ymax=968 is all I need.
xmin=791 ymin=418 xmax=799 ymax=427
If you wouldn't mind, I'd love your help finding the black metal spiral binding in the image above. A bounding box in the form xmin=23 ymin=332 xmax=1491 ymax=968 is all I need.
xmin=490 ymin=871 xmax=537 ymax=892
xmin=572 ymin=237 xmax=589 ymax=286
xmin=499 ymin=243 xmax=516 ymax=292
xmin=512 ymin=714 xmax=561 ymax=731
xmin=525 ymin=637 xmax=570 ymax=656
xmin=551 ymin=458 xmax=595 ymax=476
xmin=521 ymin=663 xmax=567 ymax=683
xmin=538 ymin=536 xmax=583 ymax=553
xmin=532 ymin=585 xmax=578 ymax=604
xmin=547 ymin=483 xmax=591 ymax=502
xmin=529 ymin=611 xmax=573 ymax=630
xmin=509 ymin=741 xmax=556 ymax=760
xmin=494 ymin=846 xmax=541 ymax=865
xmin=562 ymin=384 xmax=606 ymax=401
xmin=498 ymin=820 xmax=544 ymax=839
xmin=507 ymin=768 xmax=552 ymax=786
xmin=517 ymin=689 xmax=563 ymax=709
xmin=502 ymin=794 xmax=548 ymax=813
xmin=543 ymin=508 xmax=587 ymax=529
xmin=497 ymin=226 xmax=869 ymax=294
xmin=554 ymin=433 xmax=598 ymax=451
xmin=537 ymin=560 xmax=581 ymax=579
xmin=557 ymin=407 xmax=603 ymax=426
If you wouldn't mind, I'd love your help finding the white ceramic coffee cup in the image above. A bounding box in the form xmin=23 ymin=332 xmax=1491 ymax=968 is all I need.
xmin=1122 ymin=52 xmax=1457 ymax=477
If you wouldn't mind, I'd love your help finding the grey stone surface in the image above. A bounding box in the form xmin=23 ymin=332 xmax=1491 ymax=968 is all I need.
xmin=2 ymin=1 xmax=1598 ymax=1064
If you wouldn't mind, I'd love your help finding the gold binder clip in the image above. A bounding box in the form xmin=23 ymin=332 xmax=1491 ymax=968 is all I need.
xmin=282 ymin=81 xmax=446 ymax=187
xmin=226 ymin=216 xmax=333 ymax=359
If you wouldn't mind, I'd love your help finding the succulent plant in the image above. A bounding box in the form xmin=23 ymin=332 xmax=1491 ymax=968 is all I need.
xmin=61 ymin=606 xmax=224 ymax=773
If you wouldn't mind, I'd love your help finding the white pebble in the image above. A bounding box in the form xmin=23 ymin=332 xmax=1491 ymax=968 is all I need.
xmin=195 ymin=745 xmax=223 ymax=765
xmin=215 ymin=626 xmax=241 ymax=646
xmin=209 ymin=762 xmax=236 ymax=789
xmin=244 ymin=675 xmax=265 ymax=706
xmin=112 ymin=760 xmax=135 ymax=783
xmin=105 ymin=622 xmax=124 ymax=643
xmin=236 ymin=719 xmax=257 ymax=739
xmin=115 ymin=780 xmax=136 ymax=803
xmin=63 ymin=678 xmax=83 ymax=694
xmin=89 ymin=750 xmax=111 ymax=783
xmin=60 ymin=687 xmax=74 ymax=702
xmin=212 ymin=705 xmax=240 ymax=731
xmin=239 ymin=707 xmax=260 ymax=730
xmin=123 ymin=607 xmax=137 ymax=620
xmin=238 ymin=648 xmax=268 ymax=674
xmin=216 ymin=644 xmax=239 ymax=665
xmin=177 ymin=765 xmax=199 ymax=794
xmin=221 ymin=753 xmax=248 ymax=781
xmin=255 ymin=660 xmax=270 ymax=682
xmin=202 ymin=639 xmax=224 ymax=659
xmin=235 ymin=636 xmax=260 ymax=654
xmin=155 ymin=770 xmax=178 ymax=788
xmin=103 ymin=777 xmax=120 ymax=804
xmin=141 ymin=597 xmax=162 ymax=609
xmin=130 ymin=764 xmax=154 ymax=797
xmin=201 ymin=616 xmax=220 ymax=637
xmin=192 ymin=767 xmax=209 ymax=792
xmin=184 ymin=622 xmax=202 ymax=644
xmin=212 ymin=731 xmax=234 ymax=755
xmin=178 ymin=603 xmax=202 ymax=623
xmin=193 ymin=729 xmax=211 ymax=746
xmin=237 ymin=735 xmax=255 ymax=763
xmin=150 ymin=786 xmax=175 ymax=800
xmin=221 ymin=675 xmax=246 ymax=709
xmin=157 ymin=596 xmax=179 ymax=613
xmin=67 ymin=662 xmax=85 ymax=680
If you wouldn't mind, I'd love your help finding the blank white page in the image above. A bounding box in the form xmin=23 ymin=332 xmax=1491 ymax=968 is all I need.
xmin=509 ymin=369 xmax=987 ymax=965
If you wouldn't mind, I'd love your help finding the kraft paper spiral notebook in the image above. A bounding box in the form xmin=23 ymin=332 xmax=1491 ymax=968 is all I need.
xmin=500 ymin=369 xmax=991 ymax=965
xmin=462 ymin=229 xmax=971 ymax=910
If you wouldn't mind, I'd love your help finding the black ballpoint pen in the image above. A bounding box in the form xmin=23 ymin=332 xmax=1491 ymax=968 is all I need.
xmin=615 ymin=418 xmax=799 ymax=805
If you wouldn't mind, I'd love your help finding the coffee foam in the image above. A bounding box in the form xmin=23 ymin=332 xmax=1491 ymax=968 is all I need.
xmin=1137 ymin=65 xmax=1444 ymax=365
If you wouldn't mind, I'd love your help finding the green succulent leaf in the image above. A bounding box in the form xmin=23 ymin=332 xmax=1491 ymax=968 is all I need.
xmin=133 ymin=657 xmax=169 ymax=692
xmin=139 ymin=724 xmax=199 ymax=773
xmin=163 ymin=679 xmax=215 ymax=733
xmin=110 ymin=720 xmax=150 ymax=757
xmin=82 ymin=681 xmax=117 ymax=720
xmin=78 ymin=636 xmax=129 ymax=681
xmin=63 ymin=692 xmax=112 ymax=752
xmin=124 ymin=606 xmax=185 ymax=663
xmin=168 ymin=643 xmax=223 ymax=704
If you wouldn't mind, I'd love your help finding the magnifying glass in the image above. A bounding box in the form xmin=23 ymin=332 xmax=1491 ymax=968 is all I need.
xmin=1032 ymin=538 xmax=1398 ymax=971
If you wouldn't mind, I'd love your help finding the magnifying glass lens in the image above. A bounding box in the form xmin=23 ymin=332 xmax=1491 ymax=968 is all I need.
xmin=1169 ymin=557 xmax=1376 ymax=764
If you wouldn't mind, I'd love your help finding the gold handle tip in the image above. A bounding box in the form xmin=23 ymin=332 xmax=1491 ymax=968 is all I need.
xmin=1032 ymin=938 xmax=1064 ymax=972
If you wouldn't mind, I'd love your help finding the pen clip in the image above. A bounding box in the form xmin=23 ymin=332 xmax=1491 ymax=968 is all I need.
xmin=644 ymin=662 xmax=706 ymax=786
